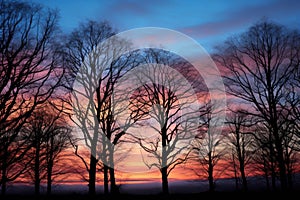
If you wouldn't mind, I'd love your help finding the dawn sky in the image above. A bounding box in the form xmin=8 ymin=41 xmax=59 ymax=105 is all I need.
xmin=1 ymin=1 xmax=300 ymax=194
xmin=28 ymin=0 xmax=300 ymax=182
xmin=30 ymin=0 xmax=300 ymax=53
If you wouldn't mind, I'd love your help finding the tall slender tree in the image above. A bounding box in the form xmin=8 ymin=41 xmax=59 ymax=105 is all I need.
xmin=225 ymin=109 xmax=254 ymax=191
xmin=191 ymin=101 xmax=225 ymax=192
xmin=66 ymin=20 xmax=140 ymax=195
xmin=129 ymin=49 xmax=201 ymax=194
xmin=23 ymin=103 xmax=72 ymax=195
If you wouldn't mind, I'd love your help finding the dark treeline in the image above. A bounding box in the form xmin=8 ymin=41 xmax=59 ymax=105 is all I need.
xmin=0 ymin=0 xmax=299 ymax=196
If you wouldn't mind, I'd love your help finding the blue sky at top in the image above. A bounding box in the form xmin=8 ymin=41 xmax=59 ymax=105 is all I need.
xmin=30 ymin=0 xmax=300 ymax=53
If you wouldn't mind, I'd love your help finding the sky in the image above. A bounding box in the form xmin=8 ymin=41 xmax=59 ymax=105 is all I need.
xmin=30 ymin=0 xmax=300 ymax=53
xmin=26 ymin=0 xmax=300 ymax=185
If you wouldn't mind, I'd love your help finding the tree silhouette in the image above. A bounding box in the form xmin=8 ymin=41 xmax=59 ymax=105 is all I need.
xmin=214 ymin=19 xmax=300 ymax=191
xmin=0 ymin=0 xmax=65 ymax=194
xmin=129 ymin=49 xmax=201 ymax=194
xmin=23 ymin=102 xmax=72 ymax=195
xmin=65 ymin=20 xmax=140 ymax=195
xmin=225 ymin=109 xmax=254 ymax=191
xmin=191 ymin=101 xmax=225 ymax=192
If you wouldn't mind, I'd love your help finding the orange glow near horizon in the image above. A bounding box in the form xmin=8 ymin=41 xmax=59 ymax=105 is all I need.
xmin=8 ymin=86 xmax=233 ymax=189
xmin=15 ymin=146 xmax=236 ymax=185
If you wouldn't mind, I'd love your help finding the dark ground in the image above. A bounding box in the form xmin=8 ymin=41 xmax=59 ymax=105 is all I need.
xmin=2 ymin=175 xmax=300 ymax=199
xmin=1 ymin=191 xmax=300 ymax=200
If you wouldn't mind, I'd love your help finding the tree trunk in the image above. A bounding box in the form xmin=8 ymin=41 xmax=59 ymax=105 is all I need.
xmin=89 ymin=155 xmax=97 ymax=196
xmin=161 ymin=127 xmax=169 ymax=195
xmin=271 ymin=100 xmax=287 ymax=191
xmin=103 ymin=165 xmax=109 ymax=194
xmin=1 ymin=178 xmax=6 ymax=196
xmin=236 ymin=131 xmax=247 ymax=191
xmin=109 ymin=167 xmax=118 ymax=194
xmin=47 ymin=135 xmax=54 ymax=195
xmin=161 ymin=166 xmax=169 ymax=194
xmin=1 ymin=148 xmax=8 ymax=195
xmin=34 ymin=140 xmax=40 ymax=195
xmin=285 ymin=146 xmax=293 ymax=190
xmin=47 ymin=162 xmax=53 ymax=195
xmin=208 ymin=152 xmax=214 ymax=192
xmin=262 ymin=158 xmax=270 ymax=191
xmin=108 ymin=145 xmax=118 ymax=194
xmin=240 ymin=164 xmax=248 ymax=192
xmin=232 ymin=154 xmax=239 ymax=191
xmin=275 ymin=139 xmax=287 ymax=191
xmin=268 ymin=132 xmax=277 ymax=191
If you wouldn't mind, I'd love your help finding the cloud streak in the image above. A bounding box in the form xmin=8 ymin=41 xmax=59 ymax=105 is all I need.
xmin=179 ymin=0 xmax=300 ymax=40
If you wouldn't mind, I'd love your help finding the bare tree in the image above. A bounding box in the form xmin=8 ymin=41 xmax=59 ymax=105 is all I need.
xmin=225 ymin=109 xmax=254 ymax=191
xmin=65 ymin=20 xmax=114 ymax=195
xmin=22 ymin=102 xmax=72 ymax=195
xmin=0 ymin=0 xmax=65 ymax=194
xmin=191 ymin=101 xmax=225 ymax=192
xmin=250 ymin=123 xmax=277 ymax=191
xmin=0 ymin=126 xmax=33 ymax=195
xmin=281 ymin=64 xmax=300 ymax=188
xmin=65 ymin=20 xmax=140 ymax=195
xmin=279 ymin=110 xmax=299 ymax=189
xmin=128 ymin=49 xmax=201 ymax=194
xmin=214 ymin=19 xmax=300 ymax=191
xmin=45 ymin=101 xmax=73 ymax=195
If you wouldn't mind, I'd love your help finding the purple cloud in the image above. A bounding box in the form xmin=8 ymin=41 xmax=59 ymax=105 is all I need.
xmin=180 ymin=0 xmax=300 ymax=40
